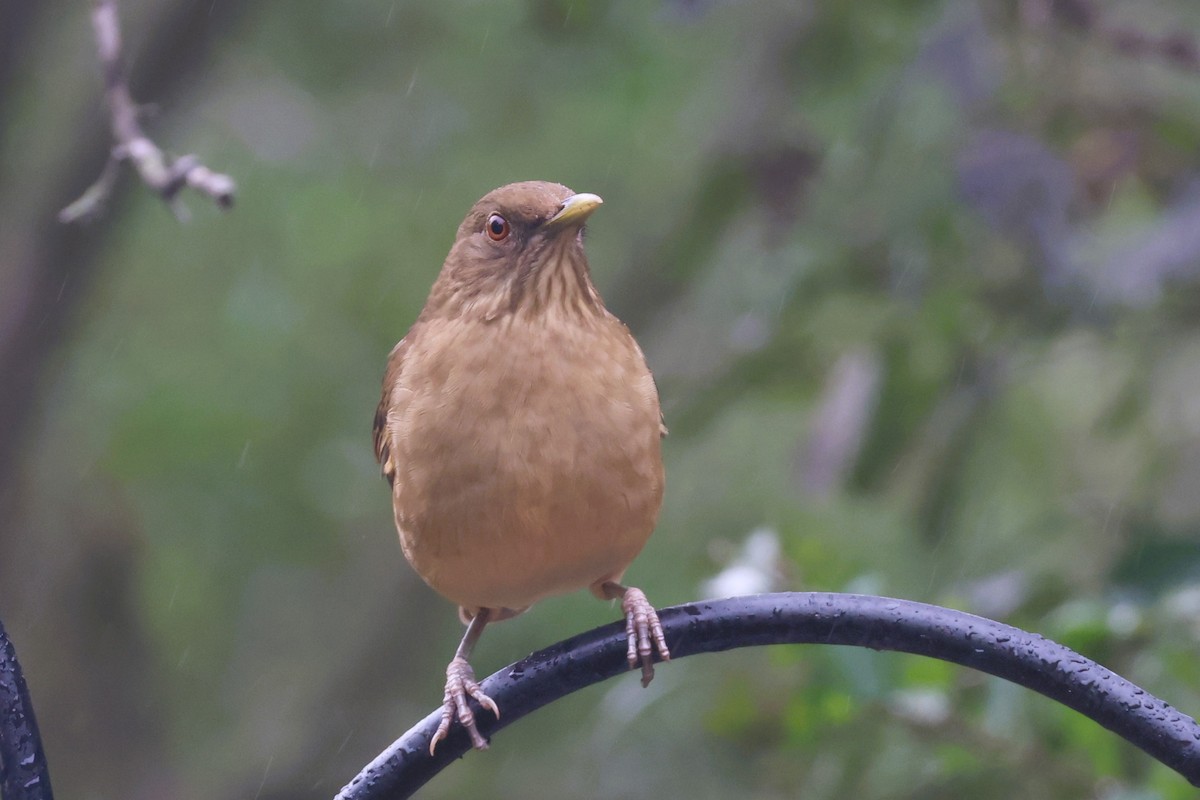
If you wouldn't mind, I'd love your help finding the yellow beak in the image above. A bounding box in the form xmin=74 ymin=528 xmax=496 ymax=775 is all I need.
xmin=545 ymin=192 xmax=603 ymax=230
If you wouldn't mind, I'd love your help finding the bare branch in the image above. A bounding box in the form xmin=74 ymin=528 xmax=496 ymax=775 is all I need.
xmin=60 ymin=0 xmax=235 ymax=223
xmin=336 ymin=593 xmax=1200 ymax=799
xmin=0 ymin=617 xmax=52 ymax=800
xmin=1028 ymin=0 xmax=1200 ymax=73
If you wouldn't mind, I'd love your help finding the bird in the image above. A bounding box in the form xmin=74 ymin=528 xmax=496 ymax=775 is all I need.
xmin=373 ymin=181 xmax=670 ymax=753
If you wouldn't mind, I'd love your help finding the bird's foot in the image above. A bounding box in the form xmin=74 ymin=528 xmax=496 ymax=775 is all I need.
xmin=621 ymin=587 xmax=670 ymax=687
xmin=430 ymin=655 xmax=499 ymax=755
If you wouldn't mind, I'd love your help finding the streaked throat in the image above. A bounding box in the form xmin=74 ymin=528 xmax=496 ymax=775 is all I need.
xmin=513 ymin=238 xmax=601 ymax=319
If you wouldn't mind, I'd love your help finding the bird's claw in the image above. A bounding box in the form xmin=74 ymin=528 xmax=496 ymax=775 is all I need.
xmin=430 ymin=656 xmax=499 ymax=755
xmin=621 ymin=587 xmax=670 ymax=687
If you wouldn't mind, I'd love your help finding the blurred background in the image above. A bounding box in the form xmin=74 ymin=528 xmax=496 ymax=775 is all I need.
xmin=3 ymin=0 xmax=1200 ymax=797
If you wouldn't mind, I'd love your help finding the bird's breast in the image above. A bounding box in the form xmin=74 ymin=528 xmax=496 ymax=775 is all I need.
xmin=388 ymin=312 xmax=664 ymax=612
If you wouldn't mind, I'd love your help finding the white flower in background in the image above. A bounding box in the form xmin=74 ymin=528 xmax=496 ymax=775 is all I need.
xmin=701 ymin=527 xmax=785 ymax=599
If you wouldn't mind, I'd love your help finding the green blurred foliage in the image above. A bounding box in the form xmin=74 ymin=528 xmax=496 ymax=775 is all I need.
xmin=3 ymin=0 xmax=1200 ymax=798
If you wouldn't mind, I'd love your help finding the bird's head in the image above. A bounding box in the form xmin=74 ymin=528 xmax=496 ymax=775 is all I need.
xmin=427 ymin=181 xmax=605 ymax=321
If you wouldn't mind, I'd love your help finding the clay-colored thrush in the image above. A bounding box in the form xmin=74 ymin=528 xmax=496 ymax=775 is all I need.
xmin=373 ymin=181 xmax=670 ymax=752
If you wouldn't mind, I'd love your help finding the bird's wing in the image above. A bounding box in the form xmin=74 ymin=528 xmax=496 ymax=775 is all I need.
xmin=373 ymin=337 xmax=410 ymax=486
xmin=624 ymin=322 xmax=668 ymax=439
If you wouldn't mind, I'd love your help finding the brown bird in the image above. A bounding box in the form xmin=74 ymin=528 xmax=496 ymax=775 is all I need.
xmin=373 ymin=181 xmax=670 ymax=753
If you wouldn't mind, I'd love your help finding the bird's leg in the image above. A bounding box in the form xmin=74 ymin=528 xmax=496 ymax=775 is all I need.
xmin=431 ymin=608 xmax=499 ymax=755
xmin=599 ymin=582 xmax=670 ymax=687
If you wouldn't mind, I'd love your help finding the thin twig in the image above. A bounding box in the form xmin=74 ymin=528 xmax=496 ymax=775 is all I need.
xmin=60 ymin=0 xmax=235 ymax=223
xmin=1030 ymin=0 xmax=1200 ymax=73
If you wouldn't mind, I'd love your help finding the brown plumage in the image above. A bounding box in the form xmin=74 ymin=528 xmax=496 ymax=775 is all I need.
xmin=373 ymin=181 xmax=669 ymax=752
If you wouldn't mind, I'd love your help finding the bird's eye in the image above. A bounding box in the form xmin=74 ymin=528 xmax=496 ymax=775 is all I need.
xmin=486 ymin=214 xmax=510 ymax=241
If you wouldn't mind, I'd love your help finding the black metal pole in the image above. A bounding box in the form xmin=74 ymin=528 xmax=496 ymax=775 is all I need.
xmin=336 ymin=592 xmax=1200 ymax=800
xmin=0 ymin=617 xmax=52 ymax=800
